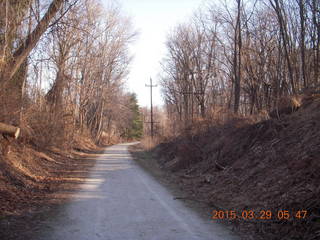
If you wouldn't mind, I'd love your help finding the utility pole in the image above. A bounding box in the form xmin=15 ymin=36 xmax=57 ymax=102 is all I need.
xmin=145 ymin=78 xmax=157 ymax=138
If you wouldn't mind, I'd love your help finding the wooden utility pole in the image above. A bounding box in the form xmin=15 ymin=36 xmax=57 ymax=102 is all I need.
xmin=145 ymin=78 xmax=157 ymax=138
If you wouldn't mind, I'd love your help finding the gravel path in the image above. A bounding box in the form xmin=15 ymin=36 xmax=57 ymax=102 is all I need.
xmin=33 ymin=143 xmax=239 ymax=240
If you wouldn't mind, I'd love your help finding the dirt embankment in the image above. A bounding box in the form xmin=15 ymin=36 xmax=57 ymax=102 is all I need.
xmin=151 ymin=98 xmax=320 ymax=239
xmin=0 ymin=136 xmax=101 ymax=217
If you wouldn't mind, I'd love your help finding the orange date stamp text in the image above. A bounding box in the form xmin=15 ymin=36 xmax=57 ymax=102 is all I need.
xmin=211 ymin=210 xmax=308 ymax=220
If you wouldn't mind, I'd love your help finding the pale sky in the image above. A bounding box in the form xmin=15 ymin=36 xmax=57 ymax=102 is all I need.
xmin=105 ymin=0 xmax=205 ymax=107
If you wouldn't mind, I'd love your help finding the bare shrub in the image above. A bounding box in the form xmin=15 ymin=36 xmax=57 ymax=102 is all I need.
xmin=269 ymin=95 xmax=302 ymax=119
xmin=21 ymin=104 xmax=74 ymax=149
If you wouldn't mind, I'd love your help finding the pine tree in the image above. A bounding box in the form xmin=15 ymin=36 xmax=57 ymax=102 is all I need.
xmin=127 ymin=93 xmax=143 ymax=140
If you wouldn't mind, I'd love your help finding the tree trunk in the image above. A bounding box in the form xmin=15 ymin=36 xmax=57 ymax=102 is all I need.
xmin=234 ymin=0 xmax=242 ymax=114
xmin=270 ymin=0 xmax=296 ymax=94
xmin=298 ymin=0 xmax=307 ymax=88
xmin=0 ymin=0 xmax=65 ymax=85
xmin=311 ymin=0 xmax=320 ymax=85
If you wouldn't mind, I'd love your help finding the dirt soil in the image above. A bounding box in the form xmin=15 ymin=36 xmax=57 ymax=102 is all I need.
xmin=0 ymin=136 xmax=104 ymax=239
xmin=140 ymin=98 xmax=320 ymax=240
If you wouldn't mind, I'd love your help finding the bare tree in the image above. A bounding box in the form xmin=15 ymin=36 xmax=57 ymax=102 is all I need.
xmin=160 ymin=0 xmax=320 ymax=131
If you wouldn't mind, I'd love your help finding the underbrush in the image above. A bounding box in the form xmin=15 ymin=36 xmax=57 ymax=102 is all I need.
xmin=20 ymin=105 xmax=76 ymax=149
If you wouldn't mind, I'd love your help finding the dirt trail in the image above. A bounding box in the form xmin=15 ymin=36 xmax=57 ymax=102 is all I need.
xmin=22 ymin=143 xmax=239 ymax=240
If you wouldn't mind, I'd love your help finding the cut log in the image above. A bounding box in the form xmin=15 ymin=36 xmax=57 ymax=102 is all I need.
xmin=0 ymin=122 xmax=20 ymax=139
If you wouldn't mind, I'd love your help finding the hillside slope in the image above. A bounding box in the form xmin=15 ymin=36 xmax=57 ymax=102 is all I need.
xmin=0 ymin=136 xmax=98 ymax=216
xmin=153 ymin=98 xmax=320 ymax=239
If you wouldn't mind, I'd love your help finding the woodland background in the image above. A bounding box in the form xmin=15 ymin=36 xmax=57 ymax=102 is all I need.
xmin=158 ymin=0 xmax=319 ymax=136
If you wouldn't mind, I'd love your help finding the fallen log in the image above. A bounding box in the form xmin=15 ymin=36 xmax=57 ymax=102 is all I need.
xmin=0 ymin=122 xmax=20 ymax=139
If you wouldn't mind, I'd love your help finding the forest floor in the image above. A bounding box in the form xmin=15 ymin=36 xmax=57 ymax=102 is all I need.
xmin=0 ymin=136 xmax=105 ymax=239
xmin=131 ymin=97 xmax=320 ymax=240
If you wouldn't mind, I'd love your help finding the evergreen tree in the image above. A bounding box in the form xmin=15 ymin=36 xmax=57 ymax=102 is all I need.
xmin=126 ymin=93 xmax=143 ymax=140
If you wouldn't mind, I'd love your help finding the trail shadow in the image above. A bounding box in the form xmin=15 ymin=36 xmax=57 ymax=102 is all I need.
xmin=0 ymin=144 xmax=134 ymax=240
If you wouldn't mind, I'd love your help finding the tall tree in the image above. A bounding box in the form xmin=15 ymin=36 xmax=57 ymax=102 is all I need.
xmin=233 ymin=0 xmax=242 ymax=113
xmin=0 ymin=0 xmax=70 ymax=84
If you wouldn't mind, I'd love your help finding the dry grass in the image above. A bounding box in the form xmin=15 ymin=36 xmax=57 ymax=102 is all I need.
xmin=0 ymin=134 xmax=99 ymax=217
xmin=140 ymin=136 xmax=165 ymax=151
